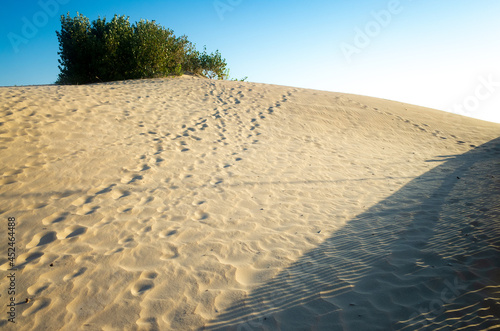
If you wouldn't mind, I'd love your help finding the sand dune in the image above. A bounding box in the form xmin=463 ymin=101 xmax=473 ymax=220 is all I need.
xmin=0 ymin=75 xmax=499 ymax=330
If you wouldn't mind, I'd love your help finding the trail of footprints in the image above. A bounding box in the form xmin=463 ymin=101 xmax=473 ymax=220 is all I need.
xmin=0 ymin=82 xmax=296 ymax=318
xmin=116 ymin=83 xmax=294 ymax=198
xmin=11 ymin=83 xmax=290 ymax=241
xmin=0 ymin=93 xmax=56 ymax=187
xmin=131 ymin=271 xmax=158 ymax=296
xmin=345 ymin=97 xmax=477 ymax=148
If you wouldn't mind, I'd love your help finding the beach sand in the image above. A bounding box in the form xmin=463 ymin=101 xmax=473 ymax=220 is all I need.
xmin=1 ymin=75 xmax=499 ymax=330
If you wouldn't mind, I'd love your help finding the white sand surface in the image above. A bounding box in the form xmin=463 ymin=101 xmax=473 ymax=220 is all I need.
xmin=1 ymin=75 xmax=499 ymax=330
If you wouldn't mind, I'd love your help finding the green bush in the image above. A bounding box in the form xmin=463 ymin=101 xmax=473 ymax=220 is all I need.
xmin=55 ymin=13 xmax=229 ymax=84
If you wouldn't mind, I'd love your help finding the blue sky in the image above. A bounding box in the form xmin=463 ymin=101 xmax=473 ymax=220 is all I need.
xmin=1 ymin=0 xmax=499 ymax=123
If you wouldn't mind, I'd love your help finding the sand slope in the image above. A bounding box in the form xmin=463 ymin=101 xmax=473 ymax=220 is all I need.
xmin=0 ymin=75 xmax=499 ymax=330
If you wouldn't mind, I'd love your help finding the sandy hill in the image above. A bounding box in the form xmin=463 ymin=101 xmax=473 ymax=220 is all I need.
xmin=1 ymin=75 xmax=499 ymax=330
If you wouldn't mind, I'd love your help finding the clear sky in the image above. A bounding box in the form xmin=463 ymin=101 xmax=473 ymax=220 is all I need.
xmin=1 ymin=0 xmax=499 ymax=123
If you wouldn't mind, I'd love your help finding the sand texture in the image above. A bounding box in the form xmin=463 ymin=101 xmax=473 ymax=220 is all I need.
xmin=1 ymin=75 xmax=499 ymax=330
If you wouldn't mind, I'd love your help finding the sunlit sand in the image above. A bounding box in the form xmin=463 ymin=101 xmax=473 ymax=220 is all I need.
xmin=1 ymin=75 xmax=499 ymax=330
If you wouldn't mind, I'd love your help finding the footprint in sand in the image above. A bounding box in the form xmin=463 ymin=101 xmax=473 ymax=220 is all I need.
xmin=26 ymin=231 xmax=57 ymax=248
xmin=95 ymin=184 xmax=116 ymax=195
xmin=136 ymin=317 xmax=160 ymax=330
xmin=22 ymin=298 xmax=51 ymax=317
xmin=140 ymin=196 xmax=154 ymax=205
xmin=121 ymin=174 xmax=143 ymax=184
xmin=84 ymin=205 xmax=100 ymax=215
xmin=159 ymin=243 xmax=179 ymax=260
xmin=105 ymin=247 xmax=125 ymax=256
xmin=210 ymin=178 xmax=223 ymax=186
xmin=71 ymin=196 xmax=90 ymax=206
xmin=160 ymin=229 xmax=178 ymax=237
xmin=27 ymin=282 xmax=51 ymax=296
xmin=15 ymin=251 xmax=44 ymax=269
xmin=118 ymin=235 xmax=136 ymax=247
xmin=58 ymin=225 xmax=87 ymax=240
xmin=112 ymin=189 xmax=131 ymax=200
xmin=63 ymin=267 xmax=87 ymax=281
xmin=193 ymin=210 xmax=209 ymax=221
xmin=131 ymin=271 xmax=158 ymax=296
xmin=42 ymin=211 xmax=70 ymax=225
xmin=28 ymin=202 xmax=48 ymax=209
xmin=118 ymin=205 xmax=135 ymax=213
xmin=74 ymin=203 xmax=100 ymax=216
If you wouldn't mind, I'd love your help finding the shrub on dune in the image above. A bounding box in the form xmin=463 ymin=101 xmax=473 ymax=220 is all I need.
xmin=55 ymin=13 xmax=229 ymax=84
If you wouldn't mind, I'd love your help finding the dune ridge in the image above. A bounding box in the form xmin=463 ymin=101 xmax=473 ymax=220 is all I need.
xmin=0 ymin=75 xmax=499 ymax=330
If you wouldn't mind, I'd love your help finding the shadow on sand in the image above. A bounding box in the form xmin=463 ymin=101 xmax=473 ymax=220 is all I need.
xmin=205 ymin=137 xmax=500 ymax=330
